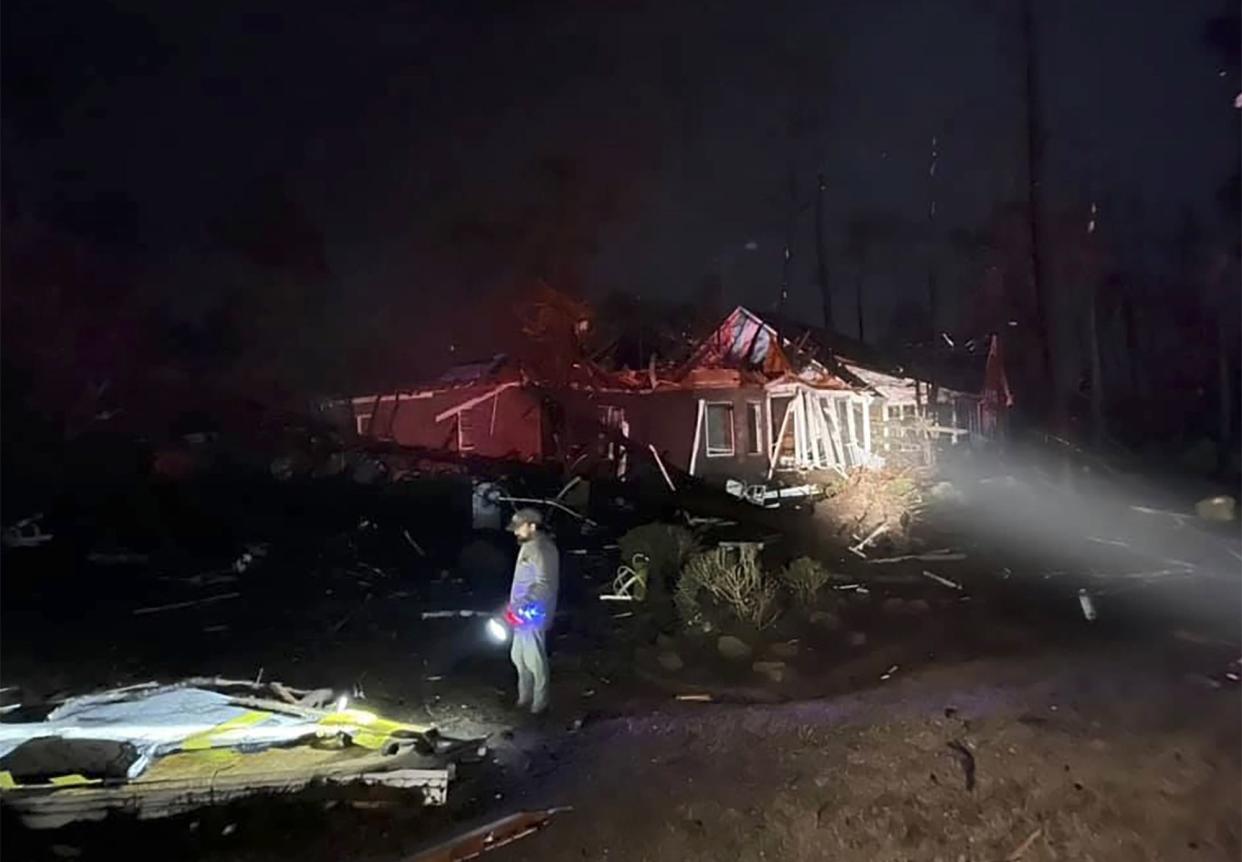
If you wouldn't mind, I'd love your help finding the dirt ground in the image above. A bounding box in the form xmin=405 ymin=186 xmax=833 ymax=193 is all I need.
xmin=496 ymin=651 xmax=1240 ymax=862
xmin=1 ymin=464 xmax=1240 ymax=861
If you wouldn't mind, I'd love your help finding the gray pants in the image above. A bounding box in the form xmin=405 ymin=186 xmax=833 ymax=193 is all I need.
xmin=510 ymin=627 xmax=549 ymax=713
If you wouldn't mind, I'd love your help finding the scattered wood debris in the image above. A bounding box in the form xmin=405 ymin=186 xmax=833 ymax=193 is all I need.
xmin=1005 ymin=826 xmax=1043 ymax=860
xmin=133 ymin=593 xmax=241 ymax=615
xmin=921 ymin=569 xmax=962 ymax=590
xmin=408 ymin=807 xmax=572 ymax=861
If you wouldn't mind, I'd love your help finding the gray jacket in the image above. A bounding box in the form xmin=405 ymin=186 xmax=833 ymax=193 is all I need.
xmin=508 ymin=533 xmax=559 ymax=629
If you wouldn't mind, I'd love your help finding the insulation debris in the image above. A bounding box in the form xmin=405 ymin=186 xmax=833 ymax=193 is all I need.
xmin=0 ymin=680 xmax=457 ymax=828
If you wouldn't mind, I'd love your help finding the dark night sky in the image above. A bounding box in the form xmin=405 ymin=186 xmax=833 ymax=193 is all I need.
xmin=3 ymin=0 xmax=1238 ymax=386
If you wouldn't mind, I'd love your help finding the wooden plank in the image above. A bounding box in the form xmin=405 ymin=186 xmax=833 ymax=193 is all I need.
xmin=846 ymin=396 xmax=859 ymax=464
xmin=767 ymin=399 xmax=795 ymax=479
xmin=862 ymin=394 xmax=873 ymax=458
xmin=688 ymin=399 xmax=706 ymax=477
xmin=824 ymin=396 xmax=849 ymax=469
xmin=434 ymin=381 xmax=522 ymax=423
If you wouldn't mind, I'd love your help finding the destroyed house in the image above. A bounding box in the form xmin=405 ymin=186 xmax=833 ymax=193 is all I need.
xmin=345 ymin=304 xmax=1010 ymax=481
xmin=753 ymin=310 xmax=1013 ymax=466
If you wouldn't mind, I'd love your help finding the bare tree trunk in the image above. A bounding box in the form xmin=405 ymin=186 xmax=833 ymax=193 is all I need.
xmin=1022 ymin=0 xmax=1055 ymax=423
xmin=1219 ymin=312 xmax=1232 ymax=474
xmin=855 ymin=271 xmax=866 ymax=343
xmin=927 ymin=134 xmax=939 ymax=337
xmin=815 ymin=173 xmax=834 ymax=331
xmin=779 ymin=167 xmax=796 ymax=310
xmin=1088 ymin=282 xmax=1105 ymax=450
xmin=1121 ymin=295 xmax=1141 ymax=397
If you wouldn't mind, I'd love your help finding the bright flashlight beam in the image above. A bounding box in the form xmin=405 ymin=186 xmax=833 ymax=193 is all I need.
xmin=486 ymin=617 xmax=509 ymax=643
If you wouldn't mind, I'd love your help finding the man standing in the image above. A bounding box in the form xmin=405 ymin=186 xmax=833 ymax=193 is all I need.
xmin=505 ymin=508 xmax=559 ymax=714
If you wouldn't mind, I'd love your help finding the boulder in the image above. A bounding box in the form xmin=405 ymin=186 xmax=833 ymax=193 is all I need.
xmin=767 ymin=640 xmax=800 ymax=659
xmin=809 ymin=610 xmax=842 ymax=631
xmin=716 ymin=635 xmax=753 ymax=661
xmin=881 ymin=597 xmax=906 ymax=615
xmin=1196 ymin=495 xmax=1237 ymax=522
xmin=930 ymin=481 xmax=964 ymax=503
xmin=656 ymin=633 xmax=678 ymax=651
xmin=847 ymin=631 xmax=868 ymax=648
xmin=752 ymin=661 xmax=787 ymax=684
xmin=905 ymin=598 xmax=931 ymax=615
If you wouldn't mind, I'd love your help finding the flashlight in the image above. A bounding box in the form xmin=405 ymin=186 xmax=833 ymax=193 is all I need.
xmin=486 ymin=616 xmax=510 ymax=643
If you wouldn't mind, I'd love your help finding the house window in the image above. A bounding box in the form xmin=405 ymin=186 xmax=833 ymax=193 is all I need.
xmin=597 ymin=405 xmax=625 ymax=430
xmin=597 ymin=406 xmax=626 ymax=460
xmin=705 ymin=402 xmax=735 ymax=457
xmin=457 ymin=409 xmax=477 ymax=452
xmin=746 ymin=402 xmax=763 ymax=455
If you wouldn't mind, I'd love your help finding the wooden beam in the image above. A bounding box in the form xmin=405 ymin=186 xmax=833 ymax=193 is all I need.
xmin=434 ymin=381 xmax=522 ymax=423
xmin=688 ymin=399 xmax=706 ymax=477
xmin=767 ymin=399 xmax=794 ymax=479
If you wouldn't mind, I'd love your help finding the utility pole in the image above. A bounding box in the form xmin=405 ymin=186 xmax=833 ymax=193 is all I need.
xmin=1022 ymin=0 xmax=1055 ymax=420
xmin=814 ymin=173 xmax=834 ymax=332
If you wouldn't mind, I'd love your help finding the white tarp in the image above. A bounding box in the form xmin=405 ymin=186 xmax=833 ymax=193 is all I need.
xmin=0 ymin=687 xmax=316 ymax=779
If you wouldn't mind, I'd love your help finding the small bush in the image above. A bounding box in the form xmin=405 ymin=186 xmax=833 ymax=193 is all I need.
xmin=618 ymin=523 xmax=700 ymax=598
xmin=680 ymin=545 xmax=781 ymax=631
xmin=779 ymin=557 xmax=832 ymax=607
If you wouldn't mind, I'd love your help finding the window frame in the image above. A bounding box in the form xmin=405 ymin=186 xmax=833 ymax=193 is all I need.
xmin=745 ymin=401 xmax=764 ymax=455
xmin=704 ymin=401 xmax=736 ymax=458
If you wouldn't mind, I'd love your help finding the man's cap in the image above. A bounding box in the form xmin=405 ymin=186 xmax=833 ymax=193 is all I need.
xmin=508 ymin=507 xmax=544 ymax=531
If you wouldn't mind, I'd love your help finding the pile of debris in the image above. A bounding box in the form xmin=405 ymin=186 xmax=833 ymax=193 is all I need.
xmin=0 ymin=678 xmax=467 ymax=829
xmin=811 ymin=468 xmax=925 ymax=554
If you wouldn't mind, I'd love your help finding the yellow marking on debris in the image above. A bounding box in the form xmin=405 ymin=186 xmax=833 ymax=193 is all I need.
xmin=49 ymin=774 xmax=96 ymax=786
xmin=181 ymin=709 xmax=271 ymax=751
xmin=318 ymin=711 xmax=427 ymax=750
xmin=0 ymin=771 xmax=15 ymax=789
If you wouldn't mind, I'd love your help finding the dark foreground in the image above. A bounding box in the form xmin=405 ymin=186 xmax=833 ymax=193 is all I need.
xmin=2 ymin=467 xmax=1239 ymax=861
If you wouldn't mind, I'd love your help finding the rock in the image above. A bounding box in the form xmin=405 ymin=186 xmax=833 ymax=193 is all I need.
xmin=716 ymin=635 xmax=753 ymax=661
xmin=1196 ymin=495 xmax=1237 ymax=522
xmin=768 ymin=640 xmax=800 ymax=659
xmin=752 ymin=661 xmax=786 ymax=683
xmin=657 ymin=651 xmax=685 ymax=672
xmin=809 ymin=610 xmax=842 ymax=631
xmin=656 ymin=633 xmax=678 ymax=650
xmin=930 ymin=481 xmax=964 ymax=503
xmin=847 ymin=631 xmax=868 ymax=648
xmin=905 ymin=598 xmax=931 ymax=615
xmin=882 ymin=597 xmax=906 ymax=615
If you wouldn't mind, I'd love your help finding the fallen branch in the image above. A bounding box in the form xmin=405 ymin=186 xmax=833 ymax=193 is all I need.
xmin=133 ymin=593 xmax=241 ymax=615
xmin=648 ymin=444 xmax=677 ymax=493
xmin=1006 ymin=827 xmax=1043 ymax=860
xmin=921 ymin=569 xmax=963 ymax=590
xmin=407 ymin=807 xmax=571 ymax=862
xmin=555 ymin=476 xmax=583 ymax=501
xmin=433 ymin=380 xmax=522 ymax=423
xmin=494 ymin=496 xmax=597 ymax=526
xmin=1130 ymin=505 xmax=1190 ymax=525
xmin=848 ymin=522 xmax=889 ymax=558
xmin=867 ymin=551 xmax=966 ymax=565
xmin=402 ymin=530 xmax=426 ymax=557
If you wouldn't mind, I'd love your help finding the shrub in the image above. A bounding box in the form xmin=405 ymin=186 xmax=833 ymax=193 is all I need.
xmin=779 ymin=557 xmax=832 ymax=607
xmin=618 ymin=523 xmax=700 ymax=598
xmin=679 ymin=544 xmax=781 ymax=631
